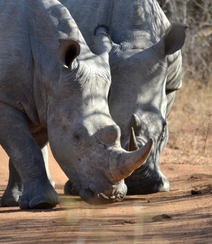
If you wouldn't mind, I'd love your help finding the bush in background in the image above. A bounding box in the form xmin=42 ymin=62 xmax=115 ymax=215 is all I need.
xmin=158 ymin=0 xmax=212 ymax=85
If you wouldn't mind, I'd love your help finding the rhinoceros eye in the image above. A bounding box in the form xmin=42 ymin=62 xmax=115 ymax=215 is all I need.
xmin=72 ymin=127 xmax=88 ymax=147
xmin=72 ymin=130 xmax=83 ymax=146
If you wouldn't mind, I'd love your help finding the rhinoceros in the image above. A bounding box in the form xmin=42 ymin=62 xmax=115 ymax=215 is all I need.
xmin=0 ymin=0 xmax=153 ymax=209
xmin=60 ymin=0 xmax=186 ymax=194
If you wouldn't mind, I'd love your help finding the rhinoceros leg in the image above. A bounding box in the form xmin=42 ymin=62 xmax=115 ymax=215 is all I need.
xmin=41 ymin=145 xmax=55 ymax=188
xmin=125 ymin=166 xmax=170 ymax=195
xmin=1 ymin=159 xmax=23 ymax=207
xmin=0 ymin=106 xmax=59 ymax=209
xmin=1 ymin=146 xmax=55 ymax=207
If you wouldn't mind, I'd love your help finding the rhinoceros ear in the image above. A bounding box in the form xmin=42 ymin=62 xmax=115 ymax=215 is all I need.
xmin=92 ymin=25 xmax=112 ymax=60
xmin=58 ymin=39 xmax=80 ymax=69
xmin=163 ymin=24 xmax=187 ymax=55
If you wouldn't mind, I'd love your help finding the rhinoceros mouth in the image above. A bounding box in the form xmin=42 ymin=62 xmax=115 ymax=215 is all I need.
xmin=78 ymin=182 xmax=126 ymax=205
xmin=125 ymin=167 xmax=170 ymax=194
xmin=79 ymin=188 xmax=117 ymax=205
xmin=64 ymin=180 xmax=126 ymax=204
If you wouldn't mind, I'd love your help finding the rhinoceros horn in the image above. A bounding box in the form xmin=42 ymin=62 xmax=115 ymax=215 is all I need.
xmin=129 ymin=114 xmax=143 ymax=136
xmin=128 ymin=127 xmax=139 ymax=151
xmin=109 ymin=139 xmax=153 ymax=182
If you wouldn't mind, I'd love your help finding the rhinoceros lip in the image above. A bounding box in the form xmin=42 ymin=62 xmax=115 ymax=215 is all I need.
xmin=87 ymin=182 xmax=122 ymax=202
xmin=89 ymin=182 xmax=126 ymax=202
xmin=88 ymin=183 xmax=111 ymax=200
xmin=79 ymin=188 xmax=115 ymax=205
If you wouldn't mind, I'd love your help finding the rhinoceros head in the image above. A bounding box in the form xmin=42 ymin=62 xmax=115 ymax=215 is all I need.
xmin=47 ymin=27 xmax=152 ymax=204
xmin=107 ymin=24 xmax=186 ymax=194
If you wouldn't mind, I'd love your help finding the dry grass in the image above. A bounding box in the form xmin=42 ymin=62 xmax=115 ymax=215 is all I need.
xmin=158 ymin=0 xmax=212 ymax=83
xmin=166 ymin=78 xmax=212 ymax=165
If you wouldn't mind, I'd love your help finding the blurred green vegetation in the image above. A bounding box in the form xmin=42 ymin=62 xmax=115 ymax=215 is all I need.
xmin=157 ymin=0 xmax=212 ymax=85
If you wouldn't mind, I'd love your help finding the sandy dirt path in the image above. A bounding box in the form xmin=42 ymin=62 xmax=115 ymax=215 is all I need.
xmin=1 ymin=144 xmax=212 ymax=244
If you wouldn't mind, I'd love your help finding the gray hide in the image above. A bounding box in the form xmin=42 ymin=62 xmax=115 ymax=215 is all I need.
xmin=60 ymin=0 xmax=186 ymax=194
xmin=0 ymin=0 xmax=153 ymax=208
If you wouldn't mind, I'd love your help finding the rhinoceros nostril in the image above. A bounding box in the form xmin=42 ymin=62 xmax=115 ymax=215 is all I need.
xmin=64 ymin=180 xmax=79 ymax=195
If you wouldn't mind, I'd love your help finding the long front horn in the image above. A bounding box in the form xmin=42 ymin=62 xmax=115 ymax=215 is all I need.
xmin=109 ymin=139 xmax=153 ymax=182
xmin=128 ymin=127 xmax=139 ymax=151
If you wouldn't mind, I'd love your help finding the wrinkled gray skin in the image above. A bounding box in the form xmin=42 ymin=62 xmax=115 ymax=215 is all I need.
xmin=60 ymin=0 xmax=186 ymax=194
xmin=0 ymin=0 xmax=153 ymax=208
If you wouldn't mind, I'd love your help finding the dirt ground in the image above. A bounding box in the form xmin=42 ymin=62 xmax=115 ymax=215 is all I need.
xmin=0 ymin=82 xmax=212 ymax=244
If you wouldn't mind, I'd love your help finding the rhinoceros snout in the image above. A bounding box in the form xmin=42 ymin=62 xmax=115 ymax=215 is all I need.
xmin=156 ymin=174 xmax=170 ymax=192
xmin=126 ymin=170 xmax=170 ymax=195
xmin=64 ymin=180 xmax=79 ymax=195
xmin=79 ymin=182 xmax=127 ymax=205
xmin=64 ymin=179 xmax=127 ymax=204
